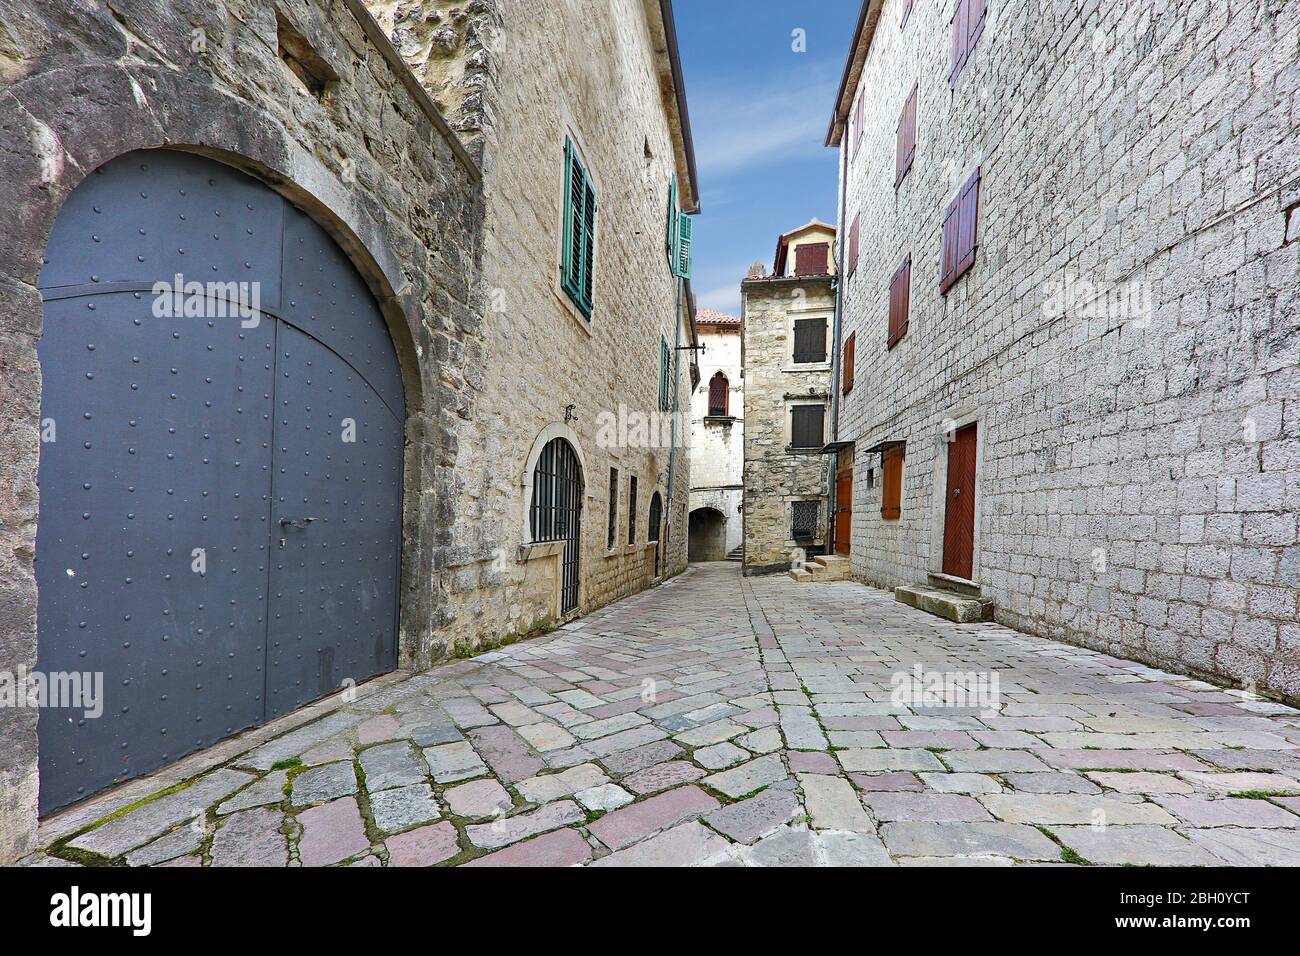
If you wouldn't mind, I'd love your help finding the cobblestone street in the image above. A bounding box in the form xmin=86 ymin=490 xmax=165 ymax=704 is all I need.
xmin=27 ymin=562 xmax=1300 ymax=868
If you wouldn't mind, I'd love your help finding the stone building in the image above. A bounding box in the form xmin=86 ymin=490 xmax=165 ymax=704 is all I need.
xmin=825 ymin=0 xmax=1299 ymax=700
xmin=689 ymin=309 xmax=743 ymax=561
xmin=741 ymin=221 xmax=839 ymax=574
xmin=0 ymin=0 xmax=698 ymax=861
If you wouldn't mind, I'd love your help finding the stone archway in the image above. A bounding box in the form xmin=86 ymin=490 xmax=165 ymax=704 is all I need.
xmin=688 ymin=507 xmax=727 ymax=561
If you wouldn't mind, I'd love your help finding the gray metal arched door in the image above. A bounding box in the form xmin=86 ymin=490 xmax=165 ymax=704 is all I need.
xmin=35 ymin=150 xmax=405 ymax=813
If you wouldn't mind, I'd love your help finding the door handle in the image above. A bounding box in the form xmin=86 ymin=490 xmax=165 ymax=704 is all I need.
xmin=279 ymin=517 xmax=315 ymax=529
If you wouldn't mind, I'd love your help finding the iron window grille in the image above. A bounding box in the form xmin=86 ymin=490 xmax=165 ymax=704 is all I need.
xmin=791 ymin=500 xmax=820 ymax=540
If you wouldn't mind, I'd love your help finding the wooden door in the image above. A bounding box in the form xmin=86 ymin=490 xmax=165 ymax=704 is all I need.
xmin=835 ymin=458 xmax=852 ymax=556
xmin=942 ymin=423 xmax=977 ymax=579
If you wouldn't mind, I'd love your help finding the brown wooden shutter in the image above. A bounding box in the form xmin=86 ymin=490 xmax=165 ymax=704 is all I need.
xmin=842 ymin=332 xmax=856 ymax=394
xmin=968 ymin=0 xmax=987 ymax=47
xmin=881 ymin=446 xmax=903 ymax=519
xmin=955 ymin=167 xmax=981 ymax=277
xmin=901 ymin=0 xmax=915 ymax=29
xmin=895 ymin=85 xmax=918 ymax=187
xmin=888 ymin=255 xmax=911 ymax=348
xmin=950 ymin=0 xmax=969 ymax=86
xmin=795 ymin=242 xmax=830 ymax=276
xmin=852 ymin=94 xmax=865 ymax=157
xmin=940 ymin=195 xmax=959 ymax=291
xmin=708 ymin=371 xmax=728 ymax=416
xmin=848 ymin=215 xmax=860 ymax=277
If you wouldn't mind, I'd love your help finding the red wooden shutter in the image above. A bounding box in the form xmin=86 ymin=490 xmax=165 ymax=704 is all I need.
xmin=901 ymin=0 xmax=915 ymax=29
xmin=940 ymin=196 xmax=959 ymax=291
xmin=955 ymin=168 xmax=981 ymax=277
xmin=888 ymin=255 xmax=911 ymax=348
xmin=896 ymin=84 xmax=918 ymax=187
xmin=795 ymin=242 xmax=829 ymax=276
xmin=950 ymin=0 xmax=969 ymax=85
xmin=881 ymin=447 xmax=903 ymax=519
xmin=708 ymin=372 xmax=728 ymax=416
xmin=968 ymin=0 xmax=987 ymax=47
xmin=842 ymin=332 xmax=856 ymax=394
xmin=848 ymin=215 xmax=860 ymax=277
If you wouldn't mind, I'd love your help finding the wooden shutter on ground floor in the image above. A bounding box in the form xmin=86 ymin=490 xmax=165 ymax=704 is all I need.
xmin=881 ymin=446 xmax=904 ymax=519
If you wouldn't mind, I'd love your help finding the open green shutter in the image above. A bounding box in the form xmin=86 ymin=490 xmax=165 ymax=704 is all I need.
xmin=666 ymin=176 xmax=678 ymax=271
xmin=659 ymin=336 xmax=669 ymax=411
xmin=675 ymin=212 xmax=693 ymax=279
xmin=561 ymin=137 xmax=594 ymax=318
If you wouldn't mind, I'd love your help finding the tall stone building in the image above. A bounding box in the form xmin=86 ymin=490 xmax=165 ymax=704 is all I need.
xmin=0 ymin=0 xmax=699 ymax=861
xmin=689 ymin=309 xmax=743 ymax=560
xmin=741 ymin=221 xmax=839 ymax=574
xmin=825 ymin=0 xmax=1299 ymax=700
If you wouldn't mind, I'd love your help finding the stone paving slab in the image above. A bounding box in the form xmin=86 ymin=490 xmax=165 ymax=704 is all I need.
xmin=30 ymin=564 xmax=1300 ymax=867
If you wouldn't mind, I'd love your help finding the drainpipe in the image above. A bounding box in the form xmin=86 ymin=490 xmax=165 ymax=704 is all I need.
xmin=665 ymin=273 xmax=685 ymax=561
xmin=825 ymin=120 xmax=850 ymax=554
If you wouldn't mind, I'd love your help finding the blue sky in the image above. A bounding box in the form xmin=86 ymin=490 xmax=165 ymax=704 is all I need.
xmin=675 ymin=0 xmax=859 ymax=315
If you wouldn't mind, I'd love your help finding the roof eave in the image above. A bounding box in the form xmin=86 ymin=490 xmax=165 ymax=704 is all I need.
xmin=650 ymin=0 xmax=701 ymax=213
xmin=825 ymin=0 xmax=883 ymax=148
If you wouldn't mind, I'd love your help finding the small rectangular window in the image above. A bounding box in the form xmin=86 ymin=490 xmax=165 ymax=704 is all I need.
xmin=793 ymin=317 xmax=827 ymax=364
xmin=881 ymin=446 xmax=904 ymax=519
xmin=842 ymin=331 xmax=856 ymax=394
xmin=791 ymin=500 xmax=820 ymax=540
xmin=628 ymin=476 xmax=638 ymax=545
xmin=607 ymin=467 xmax=619 ymax=549
xmin=791 ymin=404 xmax=825 ymax=449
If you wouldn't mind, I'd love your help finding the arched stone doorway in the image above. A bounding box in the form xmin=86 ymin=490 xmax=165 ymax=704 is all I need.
xmin=688 ymin=506 xmax=727 ymax=561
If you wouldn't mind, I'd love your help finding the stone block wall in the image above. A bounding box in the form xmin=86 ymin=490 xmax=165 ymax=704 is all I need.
xmin=742 ymin=276 xmax=837 ymax=573
xmin=836 ymin=0 xmax=1300 ymax=700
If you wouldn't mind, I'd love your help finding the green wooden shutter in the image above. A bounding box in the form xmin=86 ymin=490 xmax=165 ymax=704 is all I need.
xmin=675 ymin=212 xmax=693 ymax=279
xmin=659 ymin=336 xmax=670 ymax=411
xmin=561 ymin=137 xmax=595 ymax=318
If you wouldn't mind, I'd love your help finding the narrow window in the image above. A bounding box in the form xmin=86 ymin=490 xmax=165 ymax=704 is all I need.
xmin=791 ymin=500 xmax=820 ymax=540
xmin=607 ymin=467 xmax=619 ymax=549
xmin=842 ymin=332 xmax=856 ymax=394
xmin=792 ymin=317 xmax=828 ymax=364
xmin=628 ymin=476 xmax=638 ymax=544
xmin=561 ymin=137 xmax=596 ymax=318
xmin=888 ymin=255 xmax=911 ymax=347
xmin=791 ymin=404 xmax=825 ymax=450
xmin=708 ymin=371 xmax=729 ymax=416
xmin=794 ymin=242 xmax=830 ymax=276
xmin=881 ymin=446 xmax=904 ymax=519
xmin=940 ymin=168 xmax=980 ymax=293
xmin=895 ymin=83 xmax=918 ymax=187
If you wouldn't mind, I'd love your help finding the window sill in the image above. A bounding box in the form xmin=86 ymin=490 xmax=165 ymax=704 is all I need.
xmin=786 ymin=445 xmax=824 ymax=454
xmin=704 ymin=415 xmax=736 ymax=425
xmin=518 ymin=540 xmax=564 ymax=561
xmin=550 ymin=286 xmax=594 ymax=336
xmin=784 ymin=363 xmax=830 ymax=373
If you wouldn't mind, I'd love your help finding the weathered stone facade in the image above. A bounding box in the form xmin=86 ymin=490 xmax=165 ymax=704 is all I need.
xmin=370 ymin=0 xmax=699 ymax=646
xmin=828 ymin=0 xmax=1300 ymax=701
xmin=689 ymin=310 xmax=743 ymax=560
xmin=742 ymin=222 xmax=838 ymax=574
xmin=0 ymin=0 xmax=698 ymax=861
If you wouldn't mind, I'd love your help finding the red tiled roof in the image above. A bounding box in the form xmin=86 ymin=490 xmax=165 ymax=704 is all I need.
xmin=696 ymin=308 xmax=740 ymax=327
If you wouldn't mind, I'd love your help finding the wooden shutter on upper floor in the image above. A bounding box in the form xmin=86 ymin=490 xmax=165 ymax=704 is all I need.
xmin=561 ymin=138 xmax=596 ymax=317
xmin=708 ymin=371 xmax=728 ymax=416
xmin=791 ymin=405 xmax=825 ymax=449
xmin=793 ymin=317 xmax=827 ymax=364
xmin=901 ymin=0 xmax=915 ymax=28
xmin=896 ymin=84 xmax=918 ymax=187
xmin=951 ymin=0 xmax=988 ymax=86
xmin=940 ymin=168 xmax=980 ymax=293
xmin=795 ymin=242 xmax=830 ymax=276
xmin=848 ymin=215 xmax=860 ymax=277
xmin=852 ymin=93 xmax=865 ymax=158
xmin=841 ymin=331 xmax=856 ymax=395
xmin=659 ymin=336 xmax=671 ymax=411
xmin=888 ymin=255 xmax=911 ymax=348
xmin=881 ymin=446 xmax=903 ymax=519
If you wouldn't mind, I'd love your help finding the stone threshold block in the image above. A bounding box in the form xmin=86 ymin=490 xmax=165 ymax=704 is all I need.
xmin=895 ymin=584 xmax=993 ymax=623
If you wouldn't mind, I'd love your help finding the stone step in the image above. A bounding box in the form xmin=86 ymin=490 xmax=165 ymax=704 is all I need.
xmin=787 ymin=568 xmax=813 ymax=583
xmin=895 ymin=583 xmax=993 ymax=623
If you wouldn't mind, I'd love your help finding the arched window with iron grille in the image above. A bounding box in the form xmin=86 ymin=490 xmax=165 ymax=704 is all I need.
xmin=708 ymin=371 xmax=729 ymax=417
xmin=530 ymin=437 xmax=583 ymax=613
